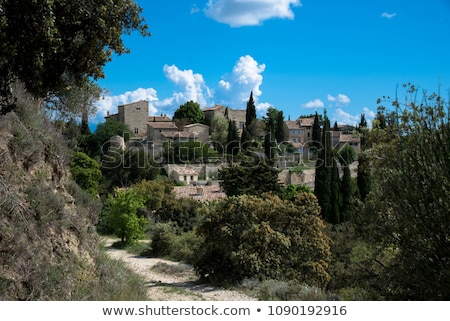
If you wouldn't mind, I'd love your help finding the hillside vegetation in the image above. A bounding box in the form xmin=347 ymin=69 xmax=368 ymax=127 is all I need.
xmin=0 ymin=90 xmax=148 ymax=300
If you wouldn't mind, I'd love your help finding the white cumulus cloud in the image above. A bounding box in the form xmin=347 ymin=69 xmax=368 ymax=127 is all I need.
xmin=333 ymin=107 xmax=375 ymax=127
xmin=163 ymin=64 xmax=213 ymax=108
xmin=217 ymin=55 xmax=267 ymax=108
xmin=381 ymin=12 xmax=396 ymax=19
xmin=204 ymin=0 xmax=302 ymax=27
xmin=328 ymin=93 xmax=351 ymax=106
xmin=93 ymin=87 xmax=159 ymax=124
xmin=302 ymin=99 xmax=324 ymax=109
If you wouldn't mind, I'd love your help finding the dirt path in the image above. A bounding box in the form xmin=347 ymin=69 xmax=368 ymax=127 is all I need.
xmin=102 ymin=237 xmax=257 ymax=301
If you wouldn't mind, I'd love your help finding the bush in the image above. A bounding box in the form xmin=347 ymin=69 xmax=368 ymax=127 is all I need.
xmin=149 ymin=222 xmax=204 ymax=264
xmin=195 ymin=192 xmax=332 ymax=287
xmin=154 ymin=196 xmax=204 ymax=232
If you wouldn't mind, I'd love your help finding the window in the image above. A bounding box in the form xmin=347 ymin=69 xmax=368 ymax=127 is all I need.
xmin=190 ymin=176 xmax=194 ymax=180
xmin=184 ymin=176 xmax=187 ymax=181
xmin=134 ymin=128 xmax=139 ymax=134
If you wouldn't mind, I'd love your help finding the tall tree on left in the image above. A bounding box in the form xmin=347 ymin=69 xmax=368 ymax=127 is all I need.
xmin=0 ymin=0 xmax=150 ymax=113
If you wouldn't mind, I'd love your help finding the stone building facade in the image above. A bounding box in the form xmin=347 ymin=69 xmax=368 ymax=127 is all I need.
xmin=203 ymin=104 xmax=246 ymax=135
xmin=105 ymin=100 xmax=149 ymax=138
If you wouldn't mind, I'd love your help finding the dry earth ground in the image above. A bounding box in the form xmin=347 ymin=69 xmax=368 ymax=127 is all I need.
xmin=102 ymin=237 xmax=257 ymax=301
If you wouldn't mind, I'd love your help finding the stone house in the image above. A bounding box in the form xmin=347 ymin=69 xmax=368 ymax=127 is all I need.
xmin=171 ymin=167 xmax=198 ymax=185
xmin=283 ymin=117 xmax=315 ymax=152
xmin=147 ymin=121 xmax=179 ymax=143
xmin=183 ymin=123 xmax=210 ymax=143
xmin=203 ymin=104 xmax=246 ymax=135
xmin=105 ymin=100 xmax=149 ymax=138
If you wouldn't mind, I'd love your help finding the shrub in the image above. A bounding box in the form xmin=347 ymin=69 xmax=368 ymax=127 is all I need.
xmin=149 ymin=222 xmax=204 ymax=264
xmin=195 ymin=192 xmax=332 ymax=287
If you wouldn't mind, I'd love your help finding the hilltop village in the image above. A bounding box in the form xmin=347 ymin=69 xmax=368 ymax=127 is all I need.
xmin=103 ymin=99 xmax=360 ymax=200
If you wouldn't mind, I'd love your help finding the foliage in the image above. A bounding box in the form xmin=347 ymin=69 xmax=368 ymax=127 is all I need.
xmin=0 ymin=0 xmax=149 ymax=109
xmin=45 ymin=81 xmax=102 ymax=131
xmin=357 ymin=84 xmax=450 ymax=299
xmin=245 ymin=91 xmax=257 ymax=128
xmin=88 ymin=119 xmax=132 ymax=157
xmin=281 ymin=184 xmax=313 ymax=201
xmin=309 ymin=112 xmax=320 ymax=149
xmin=100 ymin=147 xmax=160 ymax=190
xmin=154 ymin=195 xmax=204 ymax=232
xmin=195 ymin=192 xmax=332 ymax=287
xmin=314 ymin=110 xmax=332 ymax=221
xmin=131 ymin=179 xmax=167 ymax=212
xmin=69 ymin=151 xmax=102 ymax=196
xmin=226 ymin=119 xmax=240 ymax=155
xmin=148 ymin=222 xmax=204 ymax=264
xmin=218 ymin=162 xmax=282 ymax=197
xmin=104 ymin=189 xmax=148 ymax=244
xmin=173 ymin=101 xmax=205 ymax=127
xmin=210 ymin=114 xmax=228 ymax=153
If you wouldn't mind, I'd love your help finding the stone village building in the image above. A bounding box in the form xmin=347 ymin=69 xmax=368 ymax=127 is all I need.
xmin=105 ymin=100 xmax=360 ymax=187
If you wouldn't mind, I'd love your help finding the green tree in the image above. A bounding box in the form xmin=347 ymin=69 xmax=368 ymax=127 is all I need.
xmin=88 ymin=119 xmax=131 ymax=157
xmin=45 ymin=81 xmax=103 ymax=135
xmin=69 ymin=151 xmax=102 ymax=196
xmin=0 ymin=0 xmax=149 ymax=111
xmin=218 ymin=162 xmax=282 ymax=197
xmin=195 ymin=192 xmax=331 ymax=287
xmin=155 ymin=196 xmax=204 ymax=232
xmin=338 ymin=145 xmax=356 ymax=221
xmin=173 ymin=101 xmax=205 ymax=128
xmin=210 ymin=114 xmax=228 ymax=153
xmin=101 ymin=147 xmax=160 ymax=189
xmin=358 ymin=84 xmax=450 ymax=299
xmin=226 ymin=119 xmax=240 ymax=156
xmin=312 ymin=111 xmax=321 ymax=149
xmin=132 ymin=179 xmax=167 ymax=212
xmin=106 ymin=189 xmax=148 ymax=244
xmin=245 ymin=91 xmax=257 ymax=128
xmin=314 ymin=110 xmax=332 ymax=222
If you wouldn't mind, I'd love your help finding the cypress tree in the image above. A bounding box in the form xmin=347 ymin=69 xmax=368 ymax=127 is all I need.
xmin=245 ymin=91 xmax=256 ymax=127
xmin=275 ymin=110 xmax=285 ymax=142
xmin=227 ymin=119 xmax=240 ymax=156
xmin=315 ymin=110 xmax=332 ymax=221
xmin=330 ymin=158 xmax=341 ymax=224
xmin=312 ymin=111 xmax=321 ymax=149
xmin=240 ymin=125 xmax=252 ymax=150
xmin=338 ymin=145 xmax=356 ymax=221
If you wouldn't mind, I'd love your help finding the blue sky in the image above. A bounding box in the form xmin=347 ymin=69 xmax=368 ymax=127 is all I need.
xmin=92 ymin=0 xmax=450 ymax=128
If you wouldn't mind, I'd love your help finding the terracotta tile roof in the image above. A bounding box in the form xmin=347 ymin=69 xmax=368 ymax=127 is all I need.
xmin=297 ymin=117 xmax=315 ymax=127
xmin=161 ymin=131 xmax=196 ymax=139
xmin=203 ymin=104 xmax=226 ymax=111
xmin=147 ymin=122 xmax=178 ymax=129
xmin=339 ymin=134 xmax=360 ymax=143
xmin=284 ymin=120 xmax=301 ymax=129
xmin=149 ymin=115 xmax=172 ymax=122
xmin=173 ymin=185 xmax=226 ymax=202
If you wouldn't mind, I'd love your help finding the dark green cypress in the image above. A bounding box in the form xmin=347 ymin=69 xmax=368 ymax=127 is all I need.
xmin=245 ymin=91 xmax=256 ymax=127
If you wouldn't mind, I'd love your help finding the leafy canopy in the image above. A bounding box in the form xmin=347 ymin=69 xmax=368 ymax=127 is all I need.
xmin=0 ymin=0 xmax=149 ymax=109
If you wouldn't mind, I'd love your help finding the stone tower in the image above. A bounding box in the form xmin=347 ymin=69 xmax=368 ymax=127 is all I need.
xmin=117 ymin=100 xmax=149 ymax=138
